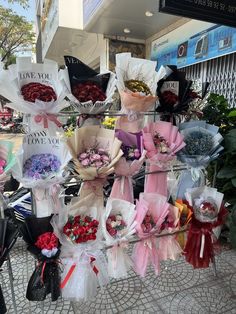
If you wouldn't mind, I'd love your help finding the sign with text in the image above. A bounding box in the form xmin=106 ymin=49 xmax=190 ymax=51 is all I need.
xmin=151 ymin=20 xmax=236 ymax=70
xmin=159 ymin=0 xmax=236 ymax=28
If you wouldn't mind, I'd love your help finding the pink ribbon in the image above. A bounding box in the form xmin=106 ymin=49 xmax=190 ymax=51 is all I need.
xmin=34 ymin=113 xmax=62 ymax=128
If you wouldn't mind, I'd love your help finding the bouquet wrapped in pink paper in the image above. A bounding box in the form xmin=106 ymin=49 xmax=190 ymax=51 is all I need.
xmin=110 ymin=129 xmax=146 ymax=203
xmin=116 ymin=53 xmax=166 ymax=118
xmin=102 ymin=198 xmax=136 ymax=279
xmin=67 ymin=126 xmax=123 ymax=181
xmin=132 ymin=193 xmax=170 ymax=277
xmin=158 ymin=204 xmax=182 ymax=261
xmin=143 ymin=121 xmax=185 ymax=196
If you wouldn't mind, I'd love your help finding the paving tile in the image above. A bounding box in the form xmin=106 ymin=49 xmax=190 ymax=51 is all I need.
xmin=1 ymin=238 xmax=236 ymax=313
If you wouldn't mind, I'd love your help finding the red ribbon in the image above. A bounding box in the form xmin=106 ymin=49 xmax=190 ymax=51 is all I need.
xmin=34 ymin=113 xmax=62 ymax=128
xmin=60 ymin=257 xmax=99 ymax=289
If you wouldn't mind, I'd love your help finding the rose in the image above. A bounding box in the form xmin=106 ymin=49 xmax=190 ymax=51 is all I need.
xmin=35 ymin=232 xmax=58 ymax=250
xmin=79 ymin=153 xmax=88 ymax=160
xmin=72 ymin=81 xmax=106 ymax=103
xmin=91 ymin=154 xmax=101 ymax=161
xmin=81 ymin=158 xmax=90 ymax=166
xmin=102 ymin=155 xmax=110 ymax=162
xmin=21 ymin=82 xmax=57 ymax=103
xmin=95 ymin=161 xmax=103 ymax=168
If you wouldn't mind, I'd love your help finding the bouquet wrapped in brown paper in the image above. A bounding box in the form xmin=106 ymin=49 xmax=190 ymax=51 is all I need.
xmin=67 ymin=126 xmax=123 ymax=181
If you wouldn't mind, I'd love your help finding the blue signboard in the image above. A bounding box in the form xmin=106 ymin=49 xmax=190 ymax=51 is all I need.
xmin=151 ymin=20 xmax=236 ymax=70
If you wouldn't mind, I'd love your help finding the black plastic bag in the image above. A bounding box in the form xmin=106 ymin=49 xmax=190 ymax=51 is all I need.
xmin=0 ymin=285 xmax=7 ymax=314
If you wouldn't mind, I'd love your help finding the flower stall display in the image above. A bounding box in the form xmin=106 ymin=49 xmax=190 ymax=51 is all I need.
xmin=176 ymin=120 xmax=223 ymax=199
xmin=11 ymin=131 xmax=71 ymax=217
xmin=67 ymin=125 xmax=123 ymax=181
xmin=64 ymin=56 xmax=116 ymax=126
xmin=20 ymin=215 xmax=61 ymax=301
xmin=132 ymin=193 xmax=171 ymax=277
xmin=0 ymin=58 xmax=70 ymax=131
xmin=110 ymin=129 xmax=146 ymax=203
xmin=184 ymin=186 xmax=227 ymax=268
xmin=52 ymin=201 xmax=108 ymax=301
xmin=102 ymin=198 xmax=136 ymax=279
xmin=143 ymin=121 xmax=185 ymax=196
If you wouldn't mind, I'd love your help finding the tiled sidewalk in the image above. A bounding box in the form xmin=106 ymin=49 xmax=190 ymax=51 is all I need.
xmin=1 ymin=239 xmax=236 ymax=313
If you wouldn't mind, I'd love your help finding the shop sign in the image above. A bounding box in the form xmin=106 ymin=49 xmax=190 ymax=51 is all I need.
xmin=159 ymin=0 xmax=236 ymax=28
xmin=151 ymin=20 xmax=236 ymax=70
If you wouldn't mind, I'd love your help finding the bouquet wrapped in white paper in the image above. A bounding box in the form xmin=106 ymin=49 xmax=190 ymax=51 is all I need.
xmin=11 ymin=131 xmax=71 ymax=217
xmin=102 ymin=198 xmax=136 ymax=279
xmin=0 ymin=58 xmax=70 ymax=131
xmin=52 ymin=199 xmax=109 ymax=301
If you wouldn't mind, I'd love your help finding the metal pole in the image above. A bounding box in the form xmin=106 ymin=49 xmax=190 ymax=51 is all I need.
xmin=7 ymin=255 xmax=17 ymax=314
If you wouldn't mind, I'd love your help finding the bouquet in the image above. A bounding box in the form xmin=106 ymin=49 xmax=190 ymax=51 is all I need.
xmin=0 ymin=58 xmax=70 ymax=131
xmin=176 ymin=121 xmax=223 ymax=199
xmin=158 ymin=204 xmax=182 ymax=261
xmin=67 ymin=125 xmax=123 ymax=181
xmin=110 ymin=129 xmax=146 ymax=203
xmin=11 ymin=131 xmax=71 ymax=217
xmin=143 ymin=121 xmax=185 ymax=196
xmin=175 ymin=199 xmax=193 ymax=249
xmin=132 ymin=193 xmax=170 ymax=277
xmin=64 ymin=56 xmax=116 ymax=126
xmin=156 ymin=65 xmax=194 ymax=124
xmin=116 ymin=53 xmax=166 ymax=118
xmin=52 ymin=201 xmax=109 ymax=301
xmin=20 ymin=215 xmax=61 ymax=301
xmin=184 ymin=186 xmax=227 ymax=268
xmin=102 ymin=198 xmax=136 ymax=278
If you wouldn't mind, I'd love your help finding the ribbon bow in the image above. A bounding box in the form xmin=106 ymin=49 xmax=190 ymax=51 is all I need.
xmin=34 ymin=113 xmax=62 ymax=128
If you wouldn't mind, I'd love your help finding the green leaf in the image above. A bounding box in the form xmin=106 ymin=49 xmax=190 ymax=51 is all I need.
xmin=224 ymin=129 xmax=236 ymax=152
xmin=232 ymin=178 xmax=236 ymax=187
xmin=228 ymin=110 xmax=236 ymax=117
xmin=217 ymin=167 xmax=236 ymax=179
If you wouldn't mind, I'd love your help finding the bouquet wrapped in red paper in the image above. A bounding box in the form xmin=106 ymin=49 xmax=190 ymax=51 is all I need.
xmin=184 ymin=186 xmax=227 ymax=268
xmin=110 ymin=129 xmax=146 ymax=203
xmin=0 ymin=58 xmax=69 ymax=131
xmin=143 ymin=121 xmax=185 ymax=196
xmin=51 ymin=200 xmax=109 ymax=301
xmin=64 ymin=56 xmax=116 ymax=126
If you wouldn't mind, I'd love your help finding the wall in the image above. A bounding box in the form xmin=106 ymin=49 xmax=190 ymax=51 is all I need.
xmin=58 ymin=0 xmax=83 ymax=30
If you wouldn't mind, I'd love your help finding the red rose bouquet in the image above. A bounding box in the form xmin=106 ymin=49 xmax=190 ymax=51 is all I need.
xmin=64 ymin=56 xmax=116 ymax=126
xmin=0 ymin=57 xmax=70 ymax=131
xmin=20 ymin=216 xmax=61 ymax=302
xmin=51 ymin=202 xmax=109 ymax=301
xmin=63 ymin=215 xmax=99 ymax=244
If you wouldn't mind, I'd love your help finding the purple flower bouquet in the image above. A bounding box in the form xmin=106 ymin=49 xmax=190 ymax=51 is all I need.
xmin=23 ymin=154 xmax=61 ymax=180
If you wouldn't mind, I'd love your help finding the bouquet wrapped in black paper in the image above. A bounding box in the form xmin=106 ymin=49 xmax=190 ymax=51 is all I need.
xmin=156 ymin=65 xmax=194 ymax=124
xmin=64 ymin=56 xmax=116 ymax=126
xmin=21 ymin=215 xmax=61 ymax=301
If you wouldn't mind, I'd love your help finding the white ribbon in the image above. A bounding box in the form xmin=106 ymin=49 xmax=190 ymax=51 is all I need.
xmin=200 ymin=234 xmax=205 ymax=258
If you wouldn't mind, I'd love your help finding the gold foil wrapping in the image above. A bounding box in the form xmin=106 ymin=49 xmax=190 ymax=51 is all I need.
xmin=125 ymin=80 xmax=151 ymax=95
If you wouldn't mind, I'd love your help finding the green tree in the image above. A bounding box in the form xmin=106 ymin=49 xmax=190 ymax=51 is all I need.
xmin=3 ymin=0 xmax=29 ymax=9
xmin=0 ymin=5 xmax=34 ymax=63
